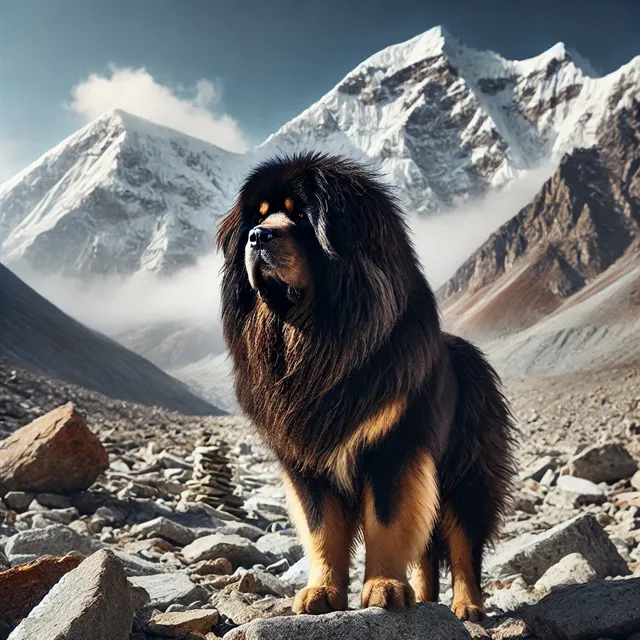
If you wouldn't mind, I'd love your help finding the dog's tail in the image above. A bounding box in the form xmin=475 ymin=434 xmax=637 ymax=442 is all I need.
xmin=436 ymin=333 xmax=518 ymax=579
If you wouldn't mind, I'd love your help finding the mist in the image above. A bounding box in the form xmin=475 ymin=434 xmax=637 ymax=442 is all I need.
xmin=13 ymin=252 xmax=226 ymax=337
xmin=15 ymin=162 xmax=554 ymax=341
xmin=411 ymin=163 xmax=555 ymax=289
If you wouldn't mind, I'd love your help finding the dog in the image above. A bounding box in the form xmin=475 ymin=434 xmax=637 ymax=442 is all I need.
xmin=216 ymin=152 xmax=516 ymax=621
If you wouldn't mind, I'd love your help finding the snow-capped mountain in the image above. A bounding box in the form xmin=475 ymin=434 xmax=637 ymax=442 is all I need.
xmin=263 ymin=26 xmax=640 ymax=215
xmin=0 ymin=110 xmax=247 ymax=277
xmin=1 ymin=26 xmax=638 ymax=406
xmin=1 ymin=27 xmax=638 ymax=279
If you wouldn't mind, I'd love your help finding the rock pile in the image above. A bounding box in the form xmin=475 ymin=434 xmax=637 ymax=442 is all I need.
xmin=182 ymin=440 xmax=247 ymax=518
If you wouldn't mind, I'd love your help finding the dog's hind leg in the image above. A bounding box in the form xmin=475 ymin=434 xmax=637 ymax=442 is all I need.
xmin=284 ymin=473 xmax=355 ymax=615
xmin=441 ymin=503 xmax=485 ymax=622
xmin=361 ymin=450 xmax=439 ymax=610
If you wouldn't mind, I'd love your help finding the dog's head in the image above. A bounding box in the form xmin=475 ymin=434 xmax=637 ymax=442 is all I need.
xmin=217 ymin=152 xmax=421 ymax=327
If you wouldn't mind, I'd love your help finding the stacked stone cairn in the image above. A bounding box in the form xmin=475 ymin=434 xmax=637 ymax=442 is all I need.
xmin=182 ymin=437 xmax=247 ymax=518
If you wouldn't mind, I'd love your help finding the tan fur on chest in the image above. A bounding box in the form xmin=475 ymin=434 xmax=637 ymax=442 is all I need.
xmin=321 ymin=397 xmax=407 ymax=492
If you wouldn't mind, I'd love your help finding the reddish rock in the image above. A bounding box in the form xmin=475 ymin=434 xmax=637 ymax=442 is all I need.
xmin=0 ymin=402 xmax=109 ymax=494
xmin=0 ymin=553 xmax=84 ymax=622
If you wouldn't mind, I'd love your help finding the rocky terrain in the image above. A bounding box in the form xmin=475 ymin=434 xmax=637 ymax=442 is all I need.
xmin=1 ymin=357 xmax=639 ymax=639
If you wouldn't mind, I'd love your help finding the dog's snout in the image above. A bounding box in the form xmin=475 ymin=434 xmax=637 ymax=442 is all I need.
xmin=249 ymin=226 xmax=274 ymax=248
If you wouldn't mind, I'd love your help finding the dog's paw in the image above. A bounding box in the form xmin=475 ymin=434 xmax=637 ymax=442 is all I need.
xmin=361 ymin=578 xmax=415 ymax=610
xmin=293 ymin=585 xmax=347 ymax=615
xmin=452 ymin=602 xmax=486 ymax=622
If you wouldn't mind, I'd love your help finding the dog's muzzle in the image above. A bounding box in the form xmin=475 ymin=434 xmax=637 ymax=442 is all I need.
xmin=248 ymin=226 xmax=274 ymax=249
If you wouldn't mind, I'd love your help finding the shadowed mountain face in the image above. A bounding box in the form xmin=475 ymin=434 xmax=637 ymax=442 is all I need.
xmin=439 ymin=100 xmax=639 ymax=339
xmin=0 ymin=263 xmax=224 ymax=416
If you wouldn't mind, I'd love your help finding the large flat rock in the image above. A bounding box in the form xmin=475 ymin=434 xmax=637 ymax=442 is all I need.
xmin=5 ymin=524 xmax=96 ymax=563
xmin=182 ymin=533 xmax=273 ymax=568
xmin=522 ymin=578 xmax=640 ymax=640
xmin=128 ymin=572 xmax=206 ymax=610
xmin=223 ymin=603 xmax=471 ymax=640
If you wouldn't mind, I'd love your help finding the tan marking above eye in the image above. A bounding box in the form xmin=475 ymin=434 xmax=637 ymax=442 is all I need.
xmin=259 ymin=201 xmax=269 ymax=216
xmin=284 ymin=197 xmax=294 ymax=213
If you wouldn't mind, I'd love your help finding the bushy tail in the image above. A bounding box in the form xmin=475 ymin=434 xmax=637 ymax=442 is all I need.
xmin=437 ymin=333 xmax=518 ymax=578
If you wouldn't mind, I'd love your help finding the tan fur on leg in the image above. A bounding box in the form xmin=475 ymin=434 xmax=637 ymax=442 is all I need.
xmin=283 ymin=475 xmax=353 ymax=615
xmin=361 ymin=451 xmax=439 ymax=610
xmin=410 ymin=548 xmax=439 ymax=602
xmin=441 ymin=506 xmax=485 ymax=622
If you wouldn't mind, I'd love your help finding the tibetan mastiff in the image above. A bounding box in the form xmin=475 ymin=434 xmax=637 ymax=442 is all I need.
xmin=217 ymin=152 xmax=516 ymax=621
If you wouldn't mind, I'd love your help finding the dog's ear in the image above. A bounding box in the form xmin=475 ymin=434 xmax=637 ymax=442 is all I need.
xmin=314 ymin=209 xmax=339 ymax=259
xmin=216 ymin=201 xmax=243 ymax=261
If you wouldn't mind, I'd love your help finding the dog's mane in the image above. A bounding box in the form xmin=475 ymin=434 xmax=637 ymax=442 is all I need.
xmin=216 ymin=152 xmax=443 ymax=466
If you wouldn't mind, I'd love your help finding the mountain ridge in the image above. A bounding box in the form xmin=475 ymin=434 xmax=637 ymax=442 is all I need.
xmin=438 ymin=98 xmax=639 ymax=357
xmin=2 ymin=27 xmax=638 ymax=280
xmin=0 ymin=262 xmax=224 ymax=415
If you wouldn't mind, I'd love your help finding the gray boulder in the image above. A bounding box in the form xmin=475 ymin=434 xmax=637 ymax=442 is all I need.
xmin=280 ymin=556 xmax=309 ymax=590
xmin=217 ymin=592 xmax=294 ymax=627
xmin=486 ymin=513 xmax=629 ymax=583
xmin=130 ymin=516 xmax=196 ymax=547
xmin=8 ymin=549 xmax=146 ymax=640
xmin=255 ymin=531 xmax=304 ymax=565
xmin=146 ymin=609 xmax=219 ymax=637
xmin=235 ymin=568 xmax=294 ymax=597
xmin=217 ymin=522 xmax=266 ymax=542
xmin=534 ymin=553 xmax=598 ymax=592
xmin=112 ymin=550 xmax=174 ymax=576
xmin=522 ymin=578 xmax=640 ymax=640
xmin=556 ymin=476 xmax=606 ymax=505
xmin=223 ymin=602 xmax=471 ymax=640
xmin=570 ymin=443 xmax=637 ymax=484
xmin=5 ymin=524 xmax=95 ymax=561
xmin=182 ymin=533 xmax=273 ymax=568
xmin=3 ymin=492 xmax=35 ymax=512
xmin=128 ymin=572 xmax=206 ymax=610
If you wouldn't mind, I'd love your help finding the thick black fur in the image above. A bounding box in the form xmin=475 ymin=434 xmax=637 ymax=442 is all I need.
xmin=216 ymin=151 xmax=517 ymax=613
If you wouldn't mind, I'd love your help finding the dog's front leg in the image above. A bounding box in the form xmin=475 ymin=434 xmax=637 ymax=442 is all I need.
xmin=362 ymin=450 xmax=439 ymax=610
xmin=283 ymin=471 xmax=355 ymax=614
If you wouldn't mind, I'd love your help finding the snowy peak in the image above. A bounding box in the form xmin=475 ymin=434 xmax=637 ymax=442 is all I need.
xmin=0 ymin=109 xmax=247 ymax=277
xmin=1 ymin=28 xmax=638 ymax=279
xmin=263 ymin=28 xmax=637 ymax=216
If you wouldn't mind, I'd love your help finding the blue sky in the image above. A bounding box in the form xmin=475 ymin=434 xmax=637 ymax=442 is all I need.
xmin=1 ymin=0 xmax=638 ymax=179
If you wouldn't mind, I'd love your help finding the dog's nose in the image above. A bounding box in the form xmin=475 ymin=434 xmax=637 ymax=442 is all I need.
xmin=248 ymin=226 xmax=274 ymax=248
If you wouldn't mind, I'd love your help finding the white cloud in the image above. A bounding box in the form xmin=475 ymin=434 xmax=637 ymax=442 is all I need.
xmin=69 ymin=66 xmax=248 ymax=152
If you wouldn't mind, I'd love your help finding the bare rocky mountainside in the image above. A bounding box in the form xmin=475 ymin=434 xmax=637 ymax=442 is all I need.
xmin=0 ymin=264 xmax=222 ymax=416
xmin=0 ymin=24 xmax=639 ymax=640
xmin=439 ymin=99 xmax=639 ymax=376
